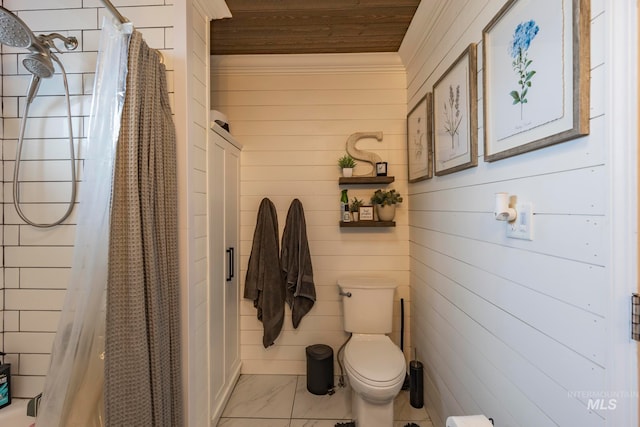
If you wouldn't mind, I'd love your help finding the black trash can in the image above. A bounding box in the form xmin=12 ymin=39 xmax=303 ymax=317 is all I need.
xmin=306 ymin=344 xmax=334 ymax=395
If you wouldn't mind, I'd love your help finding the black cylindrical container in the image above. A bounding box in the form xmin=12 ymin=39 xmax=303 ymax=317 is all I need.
xmin=306 ymin=344 xmax=334 ymax=395
xmin=410 ymin=360 xmax=424 ymax=408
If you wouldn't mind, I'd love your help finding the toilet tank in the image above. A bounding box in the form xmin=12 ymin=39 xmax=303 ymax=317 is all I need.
xmin=338 ymin=277 xmax=397 ymax=334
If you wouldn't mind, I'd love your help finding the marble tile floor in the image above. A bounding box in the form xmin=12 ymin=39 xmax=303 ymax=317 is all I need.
xmin=217 ymin=374 xmax=434 ymax=427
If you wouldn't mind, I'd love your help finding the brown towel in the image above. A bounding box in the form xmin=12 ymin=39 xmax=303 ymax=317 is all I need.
xmin=281 ymin=198 xmax=316 ymax=328
xmin=244 ymin=198 xmax=285 ymax=347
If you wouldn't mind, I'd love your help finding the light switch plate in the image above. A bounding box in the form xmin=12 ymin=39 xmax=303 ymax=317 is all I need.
xmin=506 ymin=202 xmax=533 ymax=240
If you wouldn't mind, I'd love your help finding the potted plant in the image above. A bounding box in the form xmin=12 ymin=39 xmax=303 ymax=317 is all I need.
xmin=338 ymin=154 xmax=357 ymax=177
xmin=349 ymin=197 xmax=364 ymax=221
xmin=371 ymin=189 xmax=403 ymax=221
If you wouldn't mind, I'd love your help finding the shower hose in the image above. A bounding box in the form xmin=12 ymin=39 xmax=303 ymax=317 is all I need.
xmin=13 ymin=54 xmax=76 ymax=228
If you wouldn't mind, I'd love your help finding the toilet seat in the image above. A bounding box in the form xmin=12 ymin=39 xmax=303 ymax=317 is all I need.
xmin=344 ymin=334 xmax=406 ymax=388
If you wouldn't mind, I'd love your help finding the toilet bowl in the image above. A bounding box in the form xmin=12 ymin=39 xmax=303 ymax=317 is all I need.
xmin=345 ymin=334 xmax=405 ymax=413
xmin=338 ymin=277 xmax=406 ymax=427
xmin=344 ymin=335 xmax=406 ymax=401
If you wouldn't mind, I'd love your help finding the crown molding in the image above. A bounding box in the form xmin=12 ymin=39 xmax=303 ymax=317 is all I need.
xmin=211 ymin=52 xmax=406 ymax=75
xmin=197 ymin=0 xmax=231 ymax=20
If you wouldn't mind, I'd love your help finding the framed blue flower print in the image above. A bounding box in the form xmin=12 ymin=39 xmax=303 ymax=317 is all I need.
xmin=482 ymin=0 xmax=590 ymax=161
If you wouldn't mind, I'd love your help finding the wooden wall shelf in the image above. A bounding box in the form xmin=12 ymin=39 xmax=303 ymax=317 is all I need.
xmin=339 ymin=176 xmax=396 ymax=228
xmin=339 ymin=221 xmax=395 ymax=228
xmin=339 ymin=176 xmax=394 ymax=185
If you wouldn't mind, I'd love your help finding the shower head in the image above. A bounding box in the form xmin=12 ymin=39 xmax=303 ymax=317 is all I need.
xmin=23 ymin=51 xmax=55 ymax=78
xmin=0 ymin=7 xmax=78 ymax=103
xmin=0 ymin=6 xmax=39 ymax=49
xmin=0 ymin=7 xmax=76 ymax=79
xmin=0 ymin=7 xmax=78 ymax=53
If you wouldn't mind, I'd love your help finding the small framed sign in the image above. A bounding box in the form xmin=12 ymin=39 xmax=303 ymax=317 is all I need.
xmin=375 ymin=161 xmax=388 ymax=176
xmin=359 ymin=206 xmax=374 ymax=221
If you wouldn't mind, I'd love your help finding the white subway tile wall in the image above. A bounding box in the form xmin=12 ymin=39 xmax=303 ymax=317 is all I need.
xmin=1 ymin=0 xmax=174 ymax=399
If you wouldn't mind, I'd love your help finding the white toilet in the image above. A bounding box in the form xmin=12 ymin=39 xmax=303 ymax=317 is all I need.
xmin=338 ymin=277 xmax=406 ymax=427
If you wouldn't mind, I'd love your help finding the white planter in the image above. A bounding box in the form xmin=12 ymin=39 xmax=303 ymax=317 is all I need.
xmin=376 ymin=204 xmax=396 ymax=222
xmin=352 ymin=212 xmax=359 ymax=222
xmin=342 ymin=167 xmax=353 ymax=177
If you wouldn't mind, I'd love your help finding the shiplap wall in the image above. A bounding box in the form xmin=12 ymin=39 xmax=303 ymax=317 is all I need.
xmin=191 ymin=5 xmax=210 ymax=425
xmin=179 ymin=1 xmax=212 ymax=425
xmin=400 ymin=0 xmax=620 ymax=426
xmin=0 ymin=0 xmax=174 ymax=399
xmin=211 ymin=54 xmax=411 ymax=374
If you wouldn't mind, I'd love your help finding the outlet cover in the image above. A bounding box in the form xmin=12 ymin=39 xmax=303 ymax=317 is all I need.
xmin=506 ymin=202 xmax=533 ymax=240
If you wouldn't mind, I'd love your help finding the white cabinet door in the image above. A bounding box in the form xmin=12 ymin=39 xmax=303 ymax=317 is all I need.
xmin=208 ymin=124 xmax=242 ymax=421
xmin=224 ymin=143 xmax=240 ymax=377
xmin=209 ymin=137 xmax=226 ymax=405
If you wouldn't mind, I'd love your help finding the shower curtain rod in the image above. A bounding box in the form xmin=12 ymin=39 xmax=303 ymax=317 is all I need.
xmin=99 ymin=0 xmax=166 ymax=64
xmin=100 ymin=0 xmax=129 ymax=24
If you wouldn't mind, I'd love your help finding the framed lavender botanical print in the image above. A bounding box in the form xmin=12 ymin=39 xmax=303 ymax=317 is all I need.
xmin=433 ymin=43 xmax=478 ymax=176
xmin=483 ymin=0 xmax=590 ymax=161
xmin=406 ymin=93 xmax=433 ymax=182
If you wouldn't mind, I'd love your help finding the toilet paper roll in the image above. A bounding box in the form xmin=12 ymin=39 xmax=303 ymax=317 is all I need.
xmin=446 ymin=415 xmax=493 ymax=427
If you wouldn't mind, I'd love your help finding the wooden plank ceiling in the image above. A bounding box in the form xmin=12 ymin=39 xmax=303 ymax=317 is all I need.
xmin=211 ymin=0 xmax=422 ymax=55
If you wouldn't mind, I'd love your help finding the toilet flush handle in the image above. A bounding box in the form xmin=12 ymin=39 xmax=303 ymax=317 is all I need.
xmin=339 ymin=290 xmax=352 ymax=298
